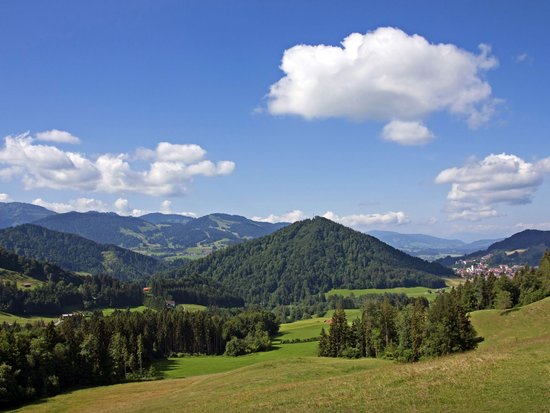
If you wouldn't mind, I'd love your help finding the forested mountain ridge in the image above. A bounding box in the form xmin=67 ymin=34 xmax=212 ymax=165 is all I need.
xmin=33 ymin=211 xmax=162 ymax=249
xmin=487 ymin=229 xmax=550 ymax=252
xmin=437 ymin=229 xmax=550 ymax=267
xmin=139 ymin=212 xmax=196 ymax=225
xmin=170 ymin=217 xmax=452 ymax=306
xmin=0 ymin=202 xmax=57 ymax=228
xmin=0 ymin=224 xmax=165 ymax=281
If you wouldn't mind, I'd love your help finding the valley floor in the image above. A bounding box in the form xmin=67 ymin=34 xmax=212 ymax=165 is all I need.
xmin=13 ymin=297 xmax=550 ymax=413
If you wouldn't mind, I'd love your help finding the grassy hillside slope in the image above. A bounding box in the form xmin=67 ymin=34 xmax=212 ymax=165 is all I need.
xmin=16 ymin=297 xmax=550 ymax=413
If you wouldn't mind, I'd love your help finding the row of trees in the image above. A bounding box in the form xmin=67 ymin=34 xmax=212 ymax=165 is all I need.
xmin=0 ymin=307 xmax=279 ymax=407
xmin=319 ymin=291 xmax=480 ymax=361
xmin=272 ymin=291 xmax=415 ymax=323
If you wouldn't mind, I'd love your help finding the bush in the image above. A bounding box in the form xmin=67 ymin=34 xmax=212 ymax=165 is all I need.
xmin=225 ymin=337 xmax=247 ymax=356
xmin=341 ymin=347 xmax=361 ymax=359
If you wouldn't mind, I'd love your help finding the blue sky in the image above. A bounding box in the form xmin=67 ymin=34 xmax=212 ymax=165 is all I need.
xmin=1 ymin=0 xmax=549 ymax=241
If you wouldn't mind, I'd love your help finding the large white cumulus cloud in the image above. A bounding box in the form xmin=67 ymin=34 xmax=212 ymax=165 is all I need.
xmin=436 ymin=153 xmax=550 ymax=221
xmin=0 ymin=132 xmax=235 ymax=197
xmin=253 ymin=210 xmax=409 ymax=231
xmin=322 ymin=211 xmax=409 ymax=228
xmin=267 ymin=27 xmax=499 ymax=143
xmin=252 ymin=210 xmax=306 ymax=223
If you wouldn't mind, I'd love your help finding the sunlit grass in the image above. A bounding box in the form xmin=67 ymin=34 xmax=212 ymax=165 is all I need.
xmin=15 ymin=298 xmax=550 ymax=413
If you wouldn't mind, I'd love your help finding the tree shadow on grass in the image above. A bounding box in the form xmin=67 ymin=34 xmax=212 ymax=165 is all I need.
xmin=500 ymin=308 xmax=520 ymax=316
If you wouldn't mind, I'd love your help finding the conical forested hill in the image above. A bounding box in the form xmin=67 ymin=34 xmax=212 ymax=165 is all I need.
xmin=171 ymin=217 xmax=452 ymax=306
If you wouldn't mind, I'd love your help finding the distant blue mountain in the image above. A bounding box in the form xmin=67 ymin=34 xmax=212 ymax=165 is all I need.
xmin=368 ymin=230 xmax=501 ymax=260
xmin=139 ymin=212 xmax=195 ymax=225
xmin=0 ymin=202 xmax=57 ymax=228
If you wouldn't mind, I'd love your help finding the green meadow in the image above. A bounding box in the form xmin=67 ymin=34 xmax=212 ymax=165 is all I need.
xmin=325 ymin=277 xmax=464 ymax=301
xmin=101 ymin=306 xmax=149 ymax=316
xmin=0 ymin=311 xmax=56 ymax=324
xmin=155 ymin=307 xmax=349 ymax=379
xmin=15 ymin=297 xmax=550 ymax=413
xmin=326 ymin=286 xmax=441 ymax=300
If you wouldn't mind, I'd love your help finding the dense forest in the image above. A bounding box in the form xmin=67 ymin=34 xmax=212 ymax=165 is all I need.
xmin=170 ymin=217 xmax=451 ymax=306
xmin=0 ymin=247 xmax=143 ymax=315
xmin=0 ymin=247 xmax=81 ymax=285
xmin=0 ymin=225 xmax=165 ymax=281
xmin=0 ymin=308 xmax=278 ymax=407
xmin=150 ymin=275 xmax=244 ymax=308
xmin=0 ymin=275 xmax=143 ymax=316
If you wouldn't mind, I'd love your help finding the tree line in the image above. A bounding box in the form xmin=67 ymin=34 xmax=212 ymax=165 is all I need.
xmin=319 ymin=291 xmax=480 ymax=361
xmin=0 ymin=307 xmax=278 ymax=407
xmin=0 ymin=275 xmax=143 ymax=316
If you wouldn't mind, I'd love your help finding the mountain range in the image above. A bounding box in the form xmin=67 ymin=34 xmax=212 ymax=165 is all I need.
xmin=368 ymin=230 xmax=501 ymax=261
xmin=0 ymin=202 xmax=287 ymax=260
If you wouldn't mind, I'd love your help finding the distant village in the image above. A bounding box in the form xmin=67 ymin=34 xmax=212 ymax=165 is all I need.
xmin=453 ymin=254 xmax=523 ymax=278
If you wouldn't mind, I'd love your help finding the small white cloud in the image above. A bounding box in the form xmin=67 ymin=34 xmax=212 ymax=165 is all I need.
xmin=113 ymin=198 xmax=148 ymax=216
xmin=32 ymin=197 xmax=109 ymax=213
xmin=0 ymin=193 xmax=10 ymax=202
xmin=381 ymin=120 xmax=434 ymax=145
xmin=516 ymin=53 xmax=528 ymax=62
xmin=436 ymin=153 xmax=549 ymax=221
xmin=447 ymin=207 xmax=499 ymax=222
xmin=514 ymin=53 xmax=532 ymax=64
xmin=35 ymin=129 xmax=81 ymax=144
xmin=114 ymin=198 xmax=131 ymax=215
xmin=322 ymin=211 xmax=409 ymax=229
xmin=160 ymin=200 xmax=172 ymax=214
xmin=266 ymin=27 xmax=499 ymax=137
xmin=156 ymin=142 xmax=206 ymax=163
xmin=252 ymin=210 xmax=306 ymax=223
xmin=0 ymin=132 xmax=236 ymax=197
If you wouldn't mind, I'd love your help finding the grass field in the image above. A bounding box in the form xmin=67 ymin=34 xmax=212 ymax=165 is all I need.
xmin=158 ymin=308 xmax=361 ymax=378
xmin=16 ymin=297 xmax=550 ymax=413
xmin=0 ymin=268 xmax=45 ymax=289
xmin=326 ymin=286 xmax=442 ymax=300
xmin=101 ymin=306 xmax=149 ymax=316
xmin=325 ymin=278 xmax=464 ymax=301
xmin=101 ymin=304 xmax=205 ymax=316
xmin=177 ymin=303 xmax=206 ymax=311
xmin=0 ymin=311 xmax=57 ymax=324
